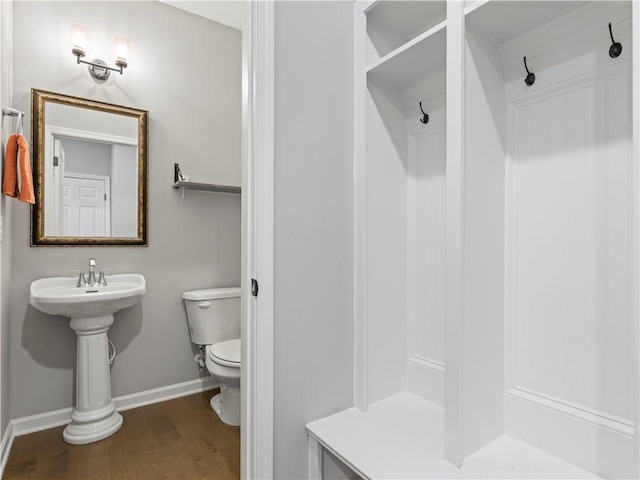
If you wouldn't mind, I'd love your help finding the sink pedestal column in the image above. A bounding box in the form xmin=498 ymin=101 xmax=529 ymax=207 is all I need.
xmin=64 ymin=314 xmax=122 ymax=445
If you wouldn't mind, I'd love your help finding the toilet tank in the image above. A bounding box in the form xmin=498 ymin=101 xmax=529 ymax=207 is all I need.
xmin=183 ymin=287 xmax=241 ymax=345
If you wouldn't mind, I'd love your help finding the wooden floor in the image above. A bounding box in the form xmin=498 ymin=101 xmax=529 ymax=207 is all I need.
xmin=3 ymin=389 xmax=240 ymax=480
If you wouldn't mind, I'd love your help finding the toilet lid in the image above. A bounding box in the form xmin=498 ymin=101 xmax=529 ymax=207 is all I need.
xmin=209 ymin=339 xmax=241 ymax=367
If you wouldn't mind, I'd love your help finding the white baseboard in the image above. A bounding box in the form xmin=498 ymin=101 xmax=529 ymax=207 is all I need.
xmin=115 ymin=376 xmax=218 ymax=412
xmin=505 ymin=387 xmax=634 ymax=479
xmin=0 ymin=421 xmax=14 ymax=480
xmin=11 ymin=405 xmax=73 ymax=437
xmin=407 ymin=356 xmax=445 ymax=406
xmin=10 ymin=377 xmax=218 ymax=439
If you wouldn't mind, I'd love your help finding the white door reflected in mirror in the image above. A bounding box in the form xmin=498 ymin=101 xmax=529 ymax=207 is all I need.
xmin=64 ymin=174 xmax=108 ymax=237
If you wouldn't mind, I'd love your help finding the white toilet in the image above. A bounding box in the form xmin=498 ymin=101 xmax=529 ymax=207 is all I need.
xmin=183 ymin=287 xmax=241 ymax=427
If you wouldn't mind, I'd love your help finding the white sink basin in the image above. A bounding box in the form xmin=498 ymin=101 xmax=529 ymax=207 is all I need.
xmin=29 ymin=272 xmax=146 ymax=445
xmin=30 ymin=273 xmax=146 ymax=318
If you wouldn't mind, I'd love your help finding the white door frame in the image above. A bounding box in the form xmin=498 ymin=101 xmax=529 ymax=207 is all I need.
xmin=51 ymin=139 xmax=66 ymax=235
xmin=633 ymin=3 xmax=640 ymax=478
xmin=241 ymin=1 xmax=274 ymax=479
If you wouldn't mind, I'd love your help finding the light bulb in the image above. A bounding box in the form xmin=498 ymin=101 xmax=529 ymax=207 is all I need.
xmin=69 ymin=23 xmax=91 ymax=57
xmin=112 ymin=36 xmax=132 ymax=69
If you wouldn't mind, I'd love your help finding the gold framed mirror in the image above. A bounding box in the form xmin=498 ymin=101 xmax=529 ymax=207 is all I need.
xmin=31 ymin=89 xmax=148 ymax=246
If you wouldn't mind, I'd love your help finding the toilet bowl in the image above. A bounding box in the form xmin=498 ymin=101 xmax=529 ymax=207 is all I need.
xmin=205 ymin=339 xmax=241 ymax=426
xmin=183 ymin=287 xmax=242 ymax=427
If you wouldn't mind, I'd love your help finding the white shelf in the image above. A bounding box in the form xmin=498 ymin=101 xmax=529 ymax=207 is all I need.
xmin=367 ymin=21 xmax=446 ymax=90
xmin=465 ymin=0 xmax=589 ymax=46
xmin=172 ymin=180 xmax=241 ymax=194
xmin=307 ymin=392 xmax=600 ymax=479
xmin=366 ymin=1 xmax=446 ymax=59
xmin=463 ymin=0 xmax=490 ymax=17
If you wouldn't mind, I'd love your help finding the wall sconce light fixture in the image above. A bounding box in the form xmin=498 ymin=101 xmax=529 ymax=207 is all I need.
xmin=69 ymin=23 xmax=131 ymax=81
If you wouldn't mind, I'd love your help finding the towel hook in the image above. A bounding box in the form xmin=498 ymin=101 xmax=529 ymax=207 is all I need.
xmin=523 ymin=57 xmax=535 ymax=86
xmin=2 ymin=107 xmax=25 ymax=135
xmin=608 ymin=22 xmax=622 ymax=58
xmin=2 ymin=106 xmax=21 ymax=118
xmin=419 ymin=102 xmax=429 ymax=124
xmin=16 ymin=112 xmax=24 ymax=135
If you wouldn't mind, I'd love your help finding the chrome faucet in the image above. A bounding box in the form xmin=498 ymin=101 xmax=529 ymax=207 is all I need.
xmin=98 ymin=268 xmax=112 ymax=286
xmin=71 ymin=259 xmax=111 ymax=287
xmin=87 ymin=258 xmax=97 ymax=286
xmin=69 ymin=269 xmax=87 ymax=287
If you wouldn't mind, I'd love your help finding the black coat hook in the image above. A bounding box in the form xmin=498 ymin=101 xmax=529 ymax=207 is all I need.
xmin=419 ymin=102 xmax=429 ymax=124
xmin=523 ymin=57 xmax=535 ymax=86
xmin=608 ymin=22 xmax=622 ymax=58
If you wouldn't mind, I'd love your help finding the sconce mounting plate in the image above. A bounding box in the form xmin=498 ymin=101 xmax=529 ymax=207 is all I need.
xmin=87 ymin=59 xmax=111 ymax=81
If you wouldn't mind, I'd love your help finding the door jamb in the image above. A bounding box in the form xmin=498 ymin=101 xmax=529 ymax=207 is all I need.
xmin=241 ymin=1 xmax=275 ymax=478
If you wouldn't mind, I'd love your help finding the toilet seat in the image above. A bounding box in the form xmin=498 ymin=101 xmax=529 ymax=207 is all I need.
xmin=208 ymin=339 xmax=240 ymax=368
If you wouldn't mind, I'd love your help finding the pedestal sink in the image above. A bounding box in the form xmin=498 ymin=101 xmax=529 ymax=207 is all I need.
xmin=29 ymin=273 xmax=146 ymax=444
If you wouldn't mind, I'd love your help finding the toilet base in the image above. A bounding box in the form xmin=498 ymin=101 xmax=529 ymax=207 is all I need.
xmin=210 ymin=386 xmax=240 ymax=427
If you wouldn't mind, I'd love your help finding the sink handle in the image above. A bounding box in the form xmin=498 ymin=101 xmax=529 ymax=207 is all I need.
xmin=69 ymin=269 xmax=87 ymax=287
xmin=98 ymin=268 xmax=113 ymax=286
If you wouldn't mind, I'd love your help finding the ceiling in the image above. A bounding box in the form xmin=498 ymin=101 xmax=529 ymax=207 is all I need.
xmin=159 ymin=1 xmax=244 ymax=31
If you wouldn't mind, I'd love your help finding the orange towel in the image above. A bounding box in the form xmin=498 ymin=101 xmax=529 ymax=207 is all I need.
xmin=2 ymin=133 xmax=35 ymax=204
xmin=2 ymin=134 xmax=19 ymax=198
xmin=16 ymin=134 xmax=34 ymax=204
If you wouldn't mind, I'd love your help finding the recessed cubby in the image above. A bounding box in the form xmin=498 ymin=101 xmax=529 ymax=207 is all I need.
xmin=366 ymin=1 xmax=446 ymax=61
xmin=465 ymin=1 xmax=634 ymax=477
xmin=367 ymin=25 xmax=446 ymax=92
xmin=308 ymin=1 xmax=638 ymax=479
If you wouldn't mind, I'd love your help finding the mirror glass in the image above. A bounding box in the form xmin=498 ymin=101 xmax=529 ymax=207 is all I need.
xmin=31 ymin=89 xmax=148 ymax=246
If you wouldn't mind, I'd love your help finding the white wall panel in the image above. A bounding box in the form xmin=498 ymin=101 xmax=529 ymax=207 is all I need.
xmin=366 ymin=86 xmax=409 ymax=404
xmin=408 ymin=126 xmax=446 ymax=365
xmin=406 ymin=123 xmax=446 ymax=405
xmin=273 ymin=2 xmax=354 ymax=478
xmin=509 ymin=71 xmax=632 ymax=423
xmin=460 ymin=28 xmax=507 ymax=458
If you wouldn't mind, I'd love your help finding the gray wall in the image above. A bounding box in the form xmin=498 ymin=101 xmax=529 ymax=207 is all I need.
xmin=61 ymin=138 xmax=112 ymax=176
xmin=111 ymin=144 xmax=138 ymax=237
xmin=9 ymin=1 xmax=241 ymax=419
xmin=274 ymin=2 xmax=354 ymax=478
xmin=0 ymin=0 xmax=13 ymax=438
xmin=47 ymin=102 xmax=139 ymax=139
